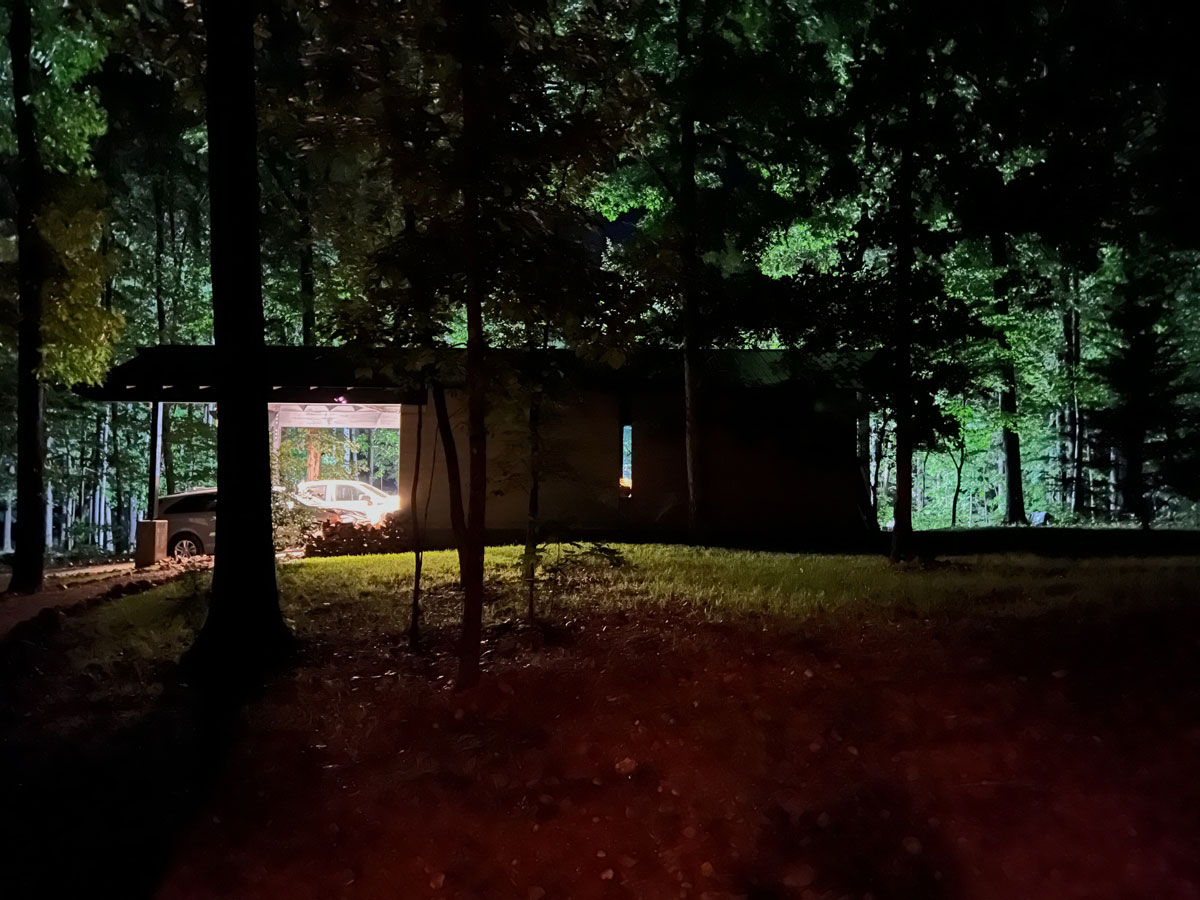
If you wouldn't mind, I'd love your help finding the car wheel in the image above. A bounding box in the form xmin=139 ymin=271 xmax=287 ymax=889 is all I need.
xmin=170 ymin=534 xmax=204 ymax=559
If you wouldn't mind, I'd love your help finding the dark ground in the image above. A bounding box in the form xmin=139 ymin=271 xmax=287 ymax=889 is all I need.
xmin=1 ymin=568 xmax=1198 ymax=900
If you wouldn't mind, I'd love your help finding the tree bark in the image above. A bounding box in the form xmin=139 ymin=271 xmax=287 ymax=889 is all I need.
xmin=1108 ymin=446 xmax=1120 ymax=521
xmin=431 ymin=381 xmax=469 ymax=566
xmin=1065 ymin=287 xmax=1085 ymax=518
xmin=152 ymin=179 xmax=176 ymax=495
xmin=524 ymin=369 xmax=543 ymax=621
xmin=871 ymin=417 xmax=888 ymax=522
xmin=148 ymin=401 xmax=163 ymax=518
xmin=992 ymin=228 xmax=1027 ymax=525
xmin=112 ymin=405 xmax=129 ymax=554
xmin=299 ymin=185 xmax=316 ymax=347
xmin=408 ymin=402 xmax=424 ymax=649
xmin=188 ymin=0 xmax=291 ymax=672
xmin=951 ymin=448 xmax=965 ymax=527
xmin=454 ymin=2 xmax=489 ymax=689
xmin=305 ymin=429 xmax=321 ymax=480
xmin=890 ymin=142 xmax=915 ymax=562
xmin=7 ymin=0 xmax=47 ymax=593
xmin=677 ymin=0 xmax=702 ymax=538
xmin=3 ymin=497 xmax=13 ymax=554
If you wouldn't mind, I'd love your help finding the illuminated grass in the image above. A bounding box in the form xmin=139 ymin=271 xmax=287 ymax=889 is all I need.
xmin=49 ymin=545 xmax=1200 ymax=679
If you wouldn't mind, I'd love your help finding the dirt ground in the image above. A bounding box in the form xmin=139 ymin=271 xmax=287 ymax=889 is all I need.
xmin=0 ymin=557 xmax=212 ymax=639
xmin=137 ymin=603 xmax=1200 ymax=900
xmin=2 ymin=570 xmax=1198 ymax=900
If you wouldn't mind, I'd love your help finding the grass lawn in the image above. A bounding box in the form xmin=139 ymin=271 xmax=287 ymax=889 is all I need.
xmin=2 ymin=546 xmax=1199 ymax=900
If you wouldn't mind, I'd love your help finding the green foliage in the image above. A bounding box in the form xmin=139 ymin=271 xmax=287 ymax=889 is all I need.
xmin=0 ymin=0 xmax=108 ymax=171
xmin=7 ymin=0 xmax=1200 ymax=547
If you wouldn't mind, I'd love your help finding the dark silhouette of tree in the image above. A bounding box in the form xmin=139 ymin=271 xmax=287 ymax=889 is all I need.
xmin=6 ymin=0 xmax=47 ymax=593
xmin=185 ymin=0 xmax=292 ymax=672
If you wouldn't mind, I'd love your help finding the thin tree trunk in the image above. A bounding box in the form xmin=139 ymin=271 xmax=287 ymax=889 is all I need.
xmin=677 ymin=0 xmax=702 ymax=538
xmin=148 ymin=401 xmax=163 ymax=518
xmin=915 ymin=452 xmax=927 ymax=515
xmin=524 ymin=373 xmax=543 ymax=621
xmin=992 ymin=219 xmax=1026 ymax=525
xmin=951 ymin=451 xmax=965 ymax=528
xmin=890 ymin=141 xmax=916 ymax=562
xmin=113 ymin=405 xmax=128 ymax=554
xmin=455 ymin=2 xmax=489 ymax=689
xmin=408 ymin=403 xmax=424 ymax=649
xmin=367 ymin=429 xmax=374 ymax=486
xmin=152 ymin=179 xmax=176 ymax=495
xmin=299 ymin=185 xmax=316 ymax=347
xmin=431 ymin=381 xmax=468 ymax=565
xmin=871 ymin=417 xmax=889 ymax=522
xmin=93 ymin=409 xmax=110 ymax=547
xmin=306 ymin=429 xmax=321 ymax=480
xmin=1069 ymin=302 xmax=1085 ymax=517
xmin=2 ymin=498 xmax=12 ymax=554
xmin=1108 ymin=446 xmax=1120 ymax=521
xmin=188 ymin=0 xmax=291 ymax=672
xmin=7 ymin=0 xmax=47 ymax=593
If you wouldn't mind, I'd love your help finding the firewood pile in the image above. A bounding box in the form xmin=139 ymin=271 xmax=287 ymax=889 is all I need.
xmin=303 ymin=511 xmax=411 ymax=557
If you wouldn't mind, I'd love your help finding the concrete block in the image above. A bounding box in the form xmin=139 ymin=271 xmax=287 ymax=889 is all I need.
xmin=135 ymin=519 xmax=168 ymax=568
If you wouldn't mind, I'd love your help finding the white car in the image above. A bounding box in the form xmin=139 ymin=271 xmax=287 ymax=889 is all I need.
xmin=296 ymin=479 xmax=401 ymax=525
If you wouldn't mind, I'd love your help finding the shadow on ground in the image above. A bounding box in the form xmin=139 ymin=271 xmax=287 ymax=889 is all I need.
xmin=3 ymin=587 xmax=1200 ymax=899
xmin=0 ymin=617 xmax=247 ymax=900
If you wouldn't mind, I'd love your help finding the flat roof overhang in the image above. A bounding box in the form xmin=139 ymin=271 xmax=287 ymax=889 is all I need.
xmin=269 ymin=402 xmax=402 ymax=430
xmin=77 ymin=345 xmax=428 ymax=405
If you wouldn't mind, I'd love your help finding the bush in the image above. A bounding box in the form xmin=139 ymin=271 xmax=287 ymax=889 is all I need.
xmin=304 ymin=510 xmax=411 ymax=557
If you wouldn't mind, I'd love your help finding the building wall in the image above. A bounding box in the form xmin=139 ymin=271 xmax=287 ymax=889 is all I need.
xmin=398 ymin=378 xmax=870 ymax=549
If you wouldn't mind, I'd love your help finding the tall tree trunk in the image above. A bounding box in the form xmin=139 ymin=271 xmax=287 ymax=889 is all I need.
xmin=148 ymin=401 xmax=163 ymax=517
xmin=305 ymin=430 xmax=321 ymax=480
xmin=99 ymin=406 xmax=111 ymax=550
xmin=1108 ymin=446 xmax=1120 ymax=521
xmin=299 ymin=185 xmax=316 ymax=347
xmin=152 ymin=179 xmax=176 ymax=497
xmin=408 ymin=402 xmax=424 ymax=649
xmin=188 ymin=0 xmax=291 ymax=671
xmin=112 ymin=405 xmax=128 ymax=554
xmin=677 ymin=0 xmax=702 ymax=538
xmin=523 ymin=365 xmax=543 ymax=620
xmin=1122 ymin=441 xmax=1150 ymax=529
xmin=7 ymin=0 xmax=47 ymax=593
xmin=3 ymin=497 xmax=13 ymax=554
xmin=1080 ymin=424 xmax=1093 ymax=521
xmin=993 ymin=227 xmax=1027 ymax=525
xmin=914 ymin=452 xmax=927 ymax=515
xmin=951 ymin=448 xmax=965 ymax=528
xmin=264 ymin=0 xmax=317 ymax=349
xmin=890 ymin=142 xmax=915 ymax=562
xmin=431 ymin=381 xmax=469 ymax=567
xmin=871 ymin=416 xmax=888 ymax=522
xmin=454 ymin=3 xmax=489 ymax=689
xmin=1069 ymin=300 xmax=1085 ymax=518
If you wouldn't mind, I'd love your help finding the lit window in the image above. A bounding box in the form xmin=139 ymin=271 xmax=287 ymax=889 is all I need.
xmin=620 ymin=424 xmax=632 ymax=497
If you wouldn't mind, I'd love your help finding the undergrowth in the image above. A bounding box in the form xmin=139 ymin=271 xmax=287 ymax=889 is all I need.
xmin=11 ymin=546 xmax=1199 ymax=712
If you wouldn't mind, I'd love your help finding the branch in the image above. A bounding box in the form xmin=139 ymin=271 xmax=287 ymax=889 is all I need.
xmin=262 ymin=156 xmax=301 ymax=213
xmin=642 ymin=155 xmax=679 ymax=202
